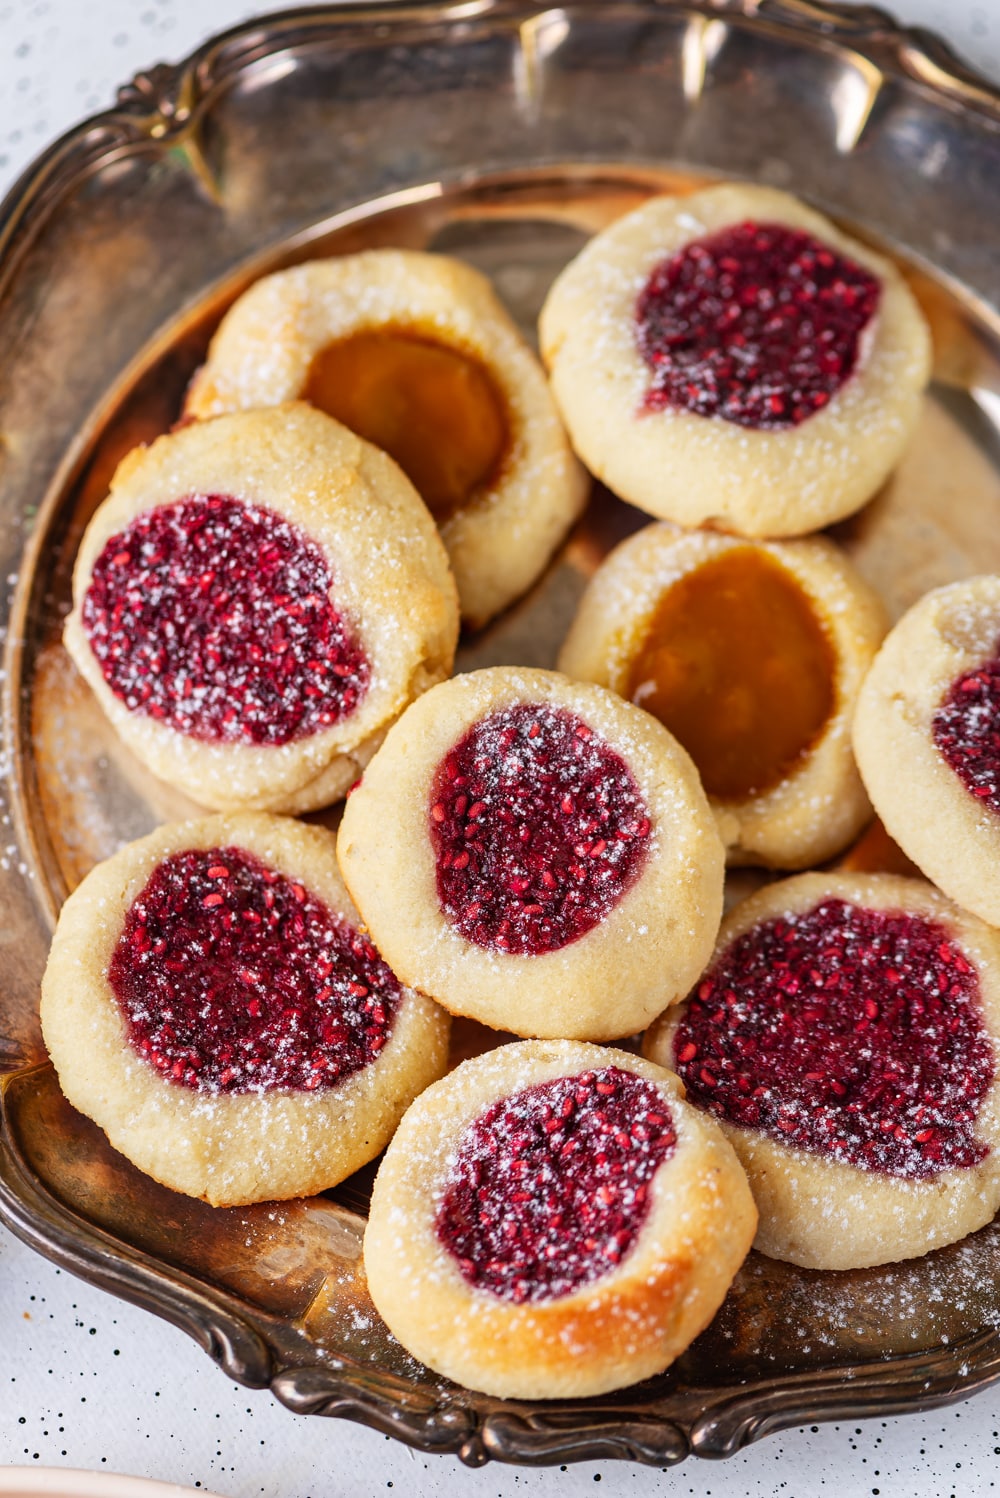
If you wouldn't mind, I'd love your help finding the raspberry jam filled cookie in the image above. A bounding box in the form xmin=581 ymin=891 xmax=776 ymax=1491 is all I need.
xmin=644 ymin=873 xmax=1000 ymax=1269
xmin=337 ymin=668 xmax=725 ymax=1040
xmin=539 ymin=184 xmax=931 ymax=536
xmin=185 ymin=250 xmax=587 ymax=628
xmin=40 ymin=814 xmax=450 ymax=1207
xmin=364 ymin=1040 xmax=756 ymax=1399
xmin=64 ymin=403 xmax=458 ymax=813
xmin=559 ymin=527 xmax=885 ymax=867
xmin=853 ymin=576 xmax=1000 ymax=927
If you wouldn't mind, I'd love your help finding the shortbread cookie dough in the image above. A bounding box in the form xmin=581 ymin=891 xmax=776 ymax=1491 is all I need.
xmin=559 ymin=526 xmax=886 ymax=867
xmin=64 ymin=403 xmax=459 ymax=814
xmin=338 ymin=667 xmax=725 ymax=1040
xmin=645 ymin=873 xmax=1000 ymax=1269
xmin=364 ymin=1040 xmax=756 ymax=1399
xmin=41 ymin=814 xmax=450 ymax=1207
xmin=539 ymin=183 xmax=931 ymax=536
xmin=185 ymin=250 xmax=588 ymax=628
xmin=854 ymin=576 xmax=1000 ymax=926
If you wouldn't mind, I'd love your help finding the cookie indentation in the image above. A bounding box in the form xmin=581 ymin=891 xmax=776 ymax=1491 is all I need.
xmin=625 ymin=547 xmax=836 ymax=800
xmin=82 ymin=493 xmax=370 ymax=746
xmin=304 ymin=329 xmax=508 ymax=520
xmin=933 ymin=649 xmax=1000 ymax=817
xmin=110 ymin=845 xmax=401 ymax=1093
xmin=428 ymin=704 xmax=651 ymax=955
xmin=674 ymin=899 xmax=992 ymax=1178
xmin=436 ymin=1067 xmax=676 ymax=1302
xmin=636 ymin=222 xmax=880 ymax=429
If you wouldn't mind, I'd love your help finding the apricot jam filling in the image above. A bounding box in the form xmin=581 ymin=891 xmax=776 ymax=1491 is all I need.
xmin=673 ymin=899 xmax=993 ymax=1179
xmin=428 ymin=704 xmax=651 ymax=956
xmin=635 ymin=221 xmax=881 ymax=429
xmin=81 ymin=493 xmax=369 ymax=746
xmin=933 ymin=649 xmax=1000 ymax=817
xmin=624 ymin=547 xmax=835 ymax=801
xmin=109 ymin=846 xmax=401 ymax=1094
xmin=303 ymin=328 xmax=508 ymax=520
xmin=436 ymin=1068 xmax=676 ymax=1302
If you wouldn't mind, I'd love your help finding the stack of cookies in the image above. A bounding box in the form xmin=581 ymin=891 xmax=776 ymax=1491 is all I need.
xmin=43 ymin=184 xmax=1000 ymax=1402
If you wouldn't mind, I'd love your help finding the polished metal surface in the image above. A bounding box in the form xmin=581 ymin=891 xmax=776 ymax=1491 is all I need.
xmin=2 ymin=0 xmax=1000 ymax=1467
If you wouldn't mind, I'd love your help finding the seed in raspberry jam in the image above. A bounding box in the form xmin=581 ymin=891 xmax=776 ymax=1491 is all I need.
xmin=108 ymin=845 xmax=400 ymax=1093
xmin=427 ymin=704 xmax=651 ymax=955
xmin=436 ymin=1068 xmax=676 ymax=1302
xmin=673 ymin=898 xmax=993 ymax=1179
xmin=81 ymin=493 xmax=369 ymax=746
xmin=933 ymin=647 xmax=1000 ymax=817
xmin=635 ymin=221 xmax=881 ymax=429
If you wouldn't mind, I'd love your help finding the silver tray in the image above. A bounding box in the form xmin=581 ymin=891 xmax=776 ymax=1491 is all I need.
xmin=3 ymin=0 xmax=1000 ymax=1470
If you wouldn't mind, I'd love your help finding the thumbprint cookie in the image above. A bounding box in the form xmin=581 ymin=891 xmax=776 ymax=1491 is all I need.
xmin=854 ymin=576 xmax=1000 ymax=927
xmin=539 ymin=183 xmax=931 ymax=536
xmin=63 ymin=403 xmax=459 ymax=814
xmin=364 ymin=1040 xmax=756 ymax=1399
xmin=337 ymin=668 xmax=725 ymax=1041
xmin=40 ymin=814 xmax=450 ymax=1207
xmin=184 ymin=250 xmax=588 ymax=628
xmin=644 ymin=873 xmax=1000 ymax=1269
xmin=559 ymin=526 xmax=886 ymax=867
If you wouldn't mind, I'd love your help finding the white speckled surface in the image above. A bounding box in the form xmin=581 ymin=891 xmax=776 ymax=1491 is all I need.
xmin=3 ymin=1 xmax=1000 ymax=1492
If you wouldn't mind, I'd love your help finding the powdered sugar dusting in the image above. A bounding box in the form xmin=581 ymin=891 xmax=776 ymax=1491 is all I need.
xmin=933 ymin=644 xmax=1000 ymax=816
xmin=435 ymin=1066 xmax=676 ymax=1302
xmin=715 ymin=1220 xmax=1000 ymax=1364
xmin=81 ymin=493 xmax=369 ymax=746
xmin=635 ymin=220 xmax=881 ymax=429
xmin=109 ymin=844 xmax=401 ymax=1094
xmin=675 ymin=899 xmax=993 ymax=1178
xmin=428 ymin=702 xmax=651 ymax=954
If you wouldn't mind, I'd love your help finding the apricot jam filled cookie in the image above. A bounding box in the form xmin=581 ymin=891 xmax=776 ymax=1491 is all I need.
xmin=64 ymin=403 xmax=458 ymax=813
xmin=40 ymin=814 xmax=449 ymax=1207
xmin=337 ymin=668 xmax=725 ymax=1040
xmin=184 ymin=250 xmax=587 ymax=628
xmin=853 ymin=576 xmax=1000 ymax=927
xmin=644 ymin=873 xmax=1000 ymax=1269
xmin=364 ymin=1041 xmax=756 ymax=1399
xmin=539 ymin=183 xmax=931 ymax=536
xmin=559 ymin=527 xmax=885 ymax=867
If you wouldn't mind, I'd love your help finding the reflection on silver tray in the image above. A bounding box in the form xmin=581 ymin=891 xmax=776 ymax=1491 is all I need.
xmin=2 ymin=0 xmax=1000 ymax=1470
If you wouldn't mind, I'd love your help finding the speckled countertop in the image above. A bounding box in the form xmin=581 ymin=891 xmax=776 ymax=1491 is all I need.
xmin=3 ymin=2 xmax=1000 ymax=1495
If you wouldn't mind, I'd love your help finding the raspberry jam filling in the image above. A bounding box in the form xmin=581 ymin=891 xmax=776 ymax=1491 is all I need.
xmin=674 ymin=899 xmax=993 ymax=1178
xmin=428 ymin=704 xmax=651 ymax=956
xmin=81 ymin=493 xmax=369 ymax=746
xmin=436 ymin=1068 xmax=676 ymax=1303
xmin=933 ymin=648 xmax=1000 ymax=817
xmin=303 ymin=328 xmax=508 ymax=521
xmin=109 ymin=845 xmax=401 ymax=1093
xmin=635 ymin=221 xmax=881 ymax=429
xmin=625 ymin=547 xmax=835 ymax=800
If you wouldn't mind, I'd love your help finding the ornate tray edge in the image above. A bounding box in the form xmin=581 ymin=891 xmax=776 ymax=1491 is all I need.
xmin=6 ymin=1049 xmax=1000 ymax=1468
xmin=270 ymin=1333 xmax=1000 ymax=1466
xmin=0 ymin=0 xmax=999 ymax=297
xmin=7 ymin=1075 xmax=1000 ymax=1470
xmin=0 ymin=1076 xmax=274 ymax=1390
xmin=3 ymin=0 xmax=1000 ymax=1468
xmin=752 ymin=0 xmax=1000 ymax=118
